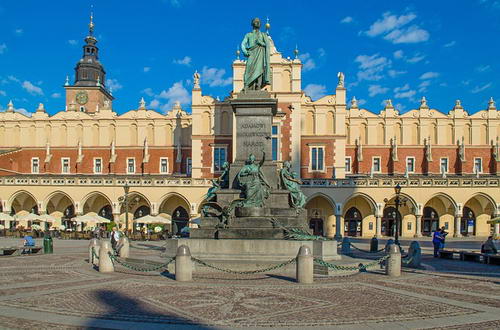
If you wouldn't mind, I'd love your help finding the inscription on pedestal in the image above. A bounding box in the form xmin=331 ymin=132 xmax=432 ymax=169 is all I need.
xmin=236 ymin=117 xmax=271 ymax=160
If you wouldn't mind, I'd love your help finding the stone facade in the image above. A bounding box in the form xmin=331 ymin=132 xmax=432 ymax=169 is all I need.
xmin=0 ymin=21 xmax=499 ymax=238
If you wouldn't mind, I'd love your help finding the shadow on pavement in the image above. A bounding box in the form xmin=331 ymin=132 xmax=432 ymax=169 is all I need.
xmin=85 ymin=289 xmax=214 ymax=329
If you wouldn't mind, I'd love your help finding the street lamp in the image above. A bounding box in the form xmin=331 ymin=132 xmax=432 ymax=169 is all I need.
xmin=393 ymin=183 xmax=404 ymax=246
xmin=123 ymin=183 xmax=130 ymax=234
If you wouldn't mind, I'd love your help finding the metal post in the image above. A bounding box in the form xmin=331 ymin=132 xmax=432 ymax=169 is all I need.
xmin=395 ymin=196 xmax=400 ymax=246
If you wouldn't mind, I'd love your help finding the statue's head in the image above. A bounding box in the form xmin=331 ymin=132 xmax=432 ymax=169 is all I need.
xmin=222 ymin=161 xmax=229 ymax=169
xmin=248 ymin=153 xmax=256 ymax=162
xmin=283 ymin=160 xmax=291 ymax=169
xmin=251 ymin=17 xmax=261 ymax=29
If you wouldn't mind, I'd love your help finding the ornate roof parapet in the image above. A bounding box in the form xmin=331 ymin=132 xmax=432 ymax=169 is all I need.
xmin=6 ymin=100 xmax=14 ymax=113
xmin=449 ymin=99 xmax=467 ymax=118
xmin=488 ymin=97 xmax=496 ymax=110
xmin=193 ymin=70 xmax=201 ymax=90
xmin=36 ymin=103 xmax=45 ymax=113
xmin=419 ymin=96 xmax=429 ymax=109
xmin=337 ymin=72 xmax=345 ymax=88
xmin=138 ymin=97 xmax=147 ymax=110
xmin=381 ymin=99 xmax=398 ymax=117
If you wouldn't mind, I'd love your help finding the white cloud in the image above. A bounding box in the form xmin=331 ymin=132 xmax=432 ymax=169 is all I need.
xmin=418 ymin=80 xmax=431 ymax=92
xmin=155 ymin=80 xmax=190 ymax=111
xmin=419 ymin=72 xmax=439 ymax=80
xmin=368 ymin=84 xmax=389 ymax=97
xmin=8 ymin=75 xmax=19 ymax=83
xmin=201 ymin=66 xmax=232 ymax=87
xmin=406 ymin=53 xmax=426 ymax=63
xmin=384 ymin=25 xmax=429 ymax=44
xmin=299 ymin=53 xmax=316 ymax=72
xmin=68 ymin=39 xmax=78 ymax=46
xmin=388 ymin=69 xmax=406 ymax=78
xmin=0 ymin=90 xmax=5 ymax=96
xmin=355 ymin=54 xmax=391 ymax=81
xmin=476 ymin=65 xmax=491 ymax=72
xmin=366 ymin=12 xmax=416 ymax=37
xmin=106 ymin=78 xmax=123 ymax=91
xmin=15 ymin=29 xmax=23 ymax=35
xmin=173 ymin=56 xmax=192 ymax=66
xmin=143 ymin=66 xmax=151 ymax=73
xmin=318 ymin=48 xmax=326 ymax=58
xmin=341 ymin=16 xmax=353 ymax=24
xmin=142 ymin=88 xmax=154 ymax=97
xmin=365 ymin=12 xmax=429 ymax=44
xmin=304 ymin=84 xmax=327 ymax=100
xmin=22 ymin=80 xmax=43 ymax=96
xmin=444 ymin=41 xmax=456 ymax=47
xmin=395 ymin=89 xmax=416 ymax=99
xmin=393 ymin=84 xmax=410 ymax=93
xmin=395 ymin=103 xmax=407 ymax=111
xmin=51 ymin=92 xmax=61 ymax=98
xmin=471 ymin=82 xmax=492 ymax=94
xmin=357 ymin=99 xmax=367 ymax=106
xmin=149 ymin=99 xmax=160 ymax=108
xmin=393 ymin=50 xmax=404 ymax=59
xmin=0 ymin=43 xmax=7 ymax=54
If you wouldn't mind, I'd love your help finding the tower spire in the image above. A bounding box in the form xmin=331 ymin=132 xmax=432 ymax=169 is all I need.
xmin=89 ymin=6 xmax=95 ymax=36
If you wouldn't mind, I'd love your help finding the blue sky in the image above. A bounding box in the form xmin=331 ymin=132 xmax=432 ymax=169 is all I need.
xmin=0 ymin=0 xmax=499 ymax=116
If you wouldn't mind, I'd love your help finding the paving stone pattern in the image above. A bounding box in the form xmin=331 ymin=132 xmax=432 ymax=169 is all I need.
xmin=0 ymin=238 xmax=499 ymax=329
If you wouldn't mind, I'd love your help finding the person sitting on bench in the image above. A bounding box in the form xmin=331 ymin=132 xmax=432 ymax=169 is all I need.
xmin=481 ymin=236 xmax=498 ymax=254
xmin=22 ymin=235 xmax=35 ymax=254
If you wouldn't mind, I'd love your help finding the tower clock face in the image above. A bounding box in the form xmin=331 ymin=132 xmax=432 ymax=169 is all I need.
xmin=75 ymin=91 xmax=89 ymax=105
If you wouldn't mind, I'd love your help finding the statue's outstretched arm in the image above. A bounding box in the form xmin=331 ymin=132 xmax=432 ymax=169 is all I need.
xmin=241 ymin=36 xmax=249 ymax=57
xmin=259 ymin=151 xmax=265 ymax=167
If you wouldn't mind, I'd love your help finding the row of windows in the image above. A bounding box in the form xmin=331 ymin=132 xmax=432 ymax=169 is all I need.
xmin=344 ymin=156 xmax=485 ymax=174
xmin=30 ymin=157 xmax=192 ymax=175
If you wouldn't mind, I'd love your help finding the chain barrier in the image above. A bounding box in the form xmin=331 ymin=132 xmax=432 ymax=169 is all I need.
xmin=191 ymin=256 xmax=296 ymax=275
xmin=402 ymin=255 xmax=414 ymax=266
xmin=314 ymin=255 xmax=389 ymax=273
xmin=349 ymin=243 xmax=386 ymax=254
xmin=108 ymin=252 xmax=175 ymax=272
xmin=129 ymin=244 xmax=165 ymax=251
xmin=91 ymin=247 xmax=99 ymax=260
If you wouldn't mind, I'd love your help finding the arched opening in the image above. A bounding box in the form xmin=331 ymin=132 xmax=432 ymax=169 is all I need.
xmin=82 ymin=192 xmax=113 ymax=217
xmin=344 ymin=207 xmax=362 ymax=237
xmin=45 ymin=192 xmax=74 ymax=230
xmin=98 ymin=205 xmax=113 ymax=220
xmin=463 ymin=194 xmax=495 ymax=236
xmin=305 ymin=194 xmax=335 ymax=237
xmin=133 ymin=205 xmax=151 ymax=219
xmin=382 ymin=207 xmax=401 ymax=237
xmin=172 ymin=206 xmax=189 ymax=236
xmin=422 ymin=207 xmax=439 ymax=236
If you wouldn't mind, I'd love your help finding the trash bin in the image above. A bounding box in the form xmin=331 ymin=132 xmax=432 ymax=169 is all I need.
xmin=370 ymin=236 xmax=378 ymax=252
xmin=43 ymin=235 xmax=53 ymax=254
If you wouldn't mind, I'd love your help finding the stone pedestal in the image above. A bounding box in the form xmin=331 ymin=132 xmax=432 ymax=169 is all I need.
xmin=164 ymin=238 xmax=340 ymax=273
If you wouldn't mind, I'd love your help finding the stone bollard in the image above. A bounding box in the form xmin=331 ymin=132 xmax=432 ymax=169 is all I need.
xmin=118 ymin=236 xmax=130 ymax=258
xmin=98 ymin=240 xmax=114 ymax=273
xmin=296 ymin=245 xmax=313 ymax=284
xmin=175 ymin=245 xmax=192 ymax=282
xmin=370 ymin=236 xmax=379 ymax=252
xmin=406 ymin=241 xmax=422 ymax=268
xmin=88 ymin=238 xmax=99 ymax=265
xmin=386 ymin=243 xmax=401 ymax=277
xmin=341 ymin=237 xmax=351 ymax=255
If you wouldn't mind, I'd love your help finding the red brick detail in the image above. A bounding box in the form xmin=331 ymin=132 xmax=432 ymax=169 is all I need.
xmin=300 ymin=137 xmax=336 ymax=178
xmin=278 ymin=103 xmax=292 ymax=161
xmin=198 ymin=137 xmax=232 ymax=179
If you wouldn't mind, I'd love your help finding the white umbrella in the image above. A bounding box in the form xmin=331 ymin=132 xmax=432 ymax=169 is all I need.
xmin=0 ymin=213 xmax=14 ymax=221
xmin=72 ymin=213 xmax=111 ymax=223
xmin=17 ymin=213 xmax=42 ymax=221
xmin=38 ymin=214 xmax=57 ymax=222
xmin=133 ymin=214 xmax=171 ymax=224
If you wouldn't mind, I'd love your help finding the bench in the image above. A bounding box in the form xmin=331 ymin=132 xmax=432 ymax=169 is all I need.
xmin=439 ymin=250 xmax=460 ymax=259
xmin=484 ymin=254 xmax=500 ymax=265
xmin=0 ymin=247 xmax=21 ymax=256
xmin=460 ymin=251 xmax=483 ymax=263
xmin=0 ymin=246 xmax=43 ymax=256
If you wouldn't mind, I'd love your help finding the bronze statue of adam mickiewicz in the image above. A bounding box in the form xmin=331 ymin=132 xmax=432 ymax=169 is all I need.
xmin=241 ymin=18 xmax=271 ymax=90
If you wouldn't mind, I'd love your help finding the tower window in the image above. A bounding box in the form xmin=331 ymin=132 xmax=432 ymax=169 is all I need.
xmin=80 ymin=106 xmax=85 ymax=112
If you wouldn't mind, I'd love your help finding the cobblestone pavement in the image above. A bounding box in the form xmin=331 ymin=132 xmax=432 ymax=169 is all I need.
xmin=0 ymin=238 xmax=499 ymax=329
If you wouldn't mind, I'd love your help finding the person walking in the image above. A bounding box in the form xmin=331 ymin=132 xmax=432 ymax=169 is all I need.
xmin=432 ymin=229 xmax=444 ymax=257
xmin=110 ymin=226 xmax=120 ymax=254
xmin=439 ymin=226 xmax=448 ymax=250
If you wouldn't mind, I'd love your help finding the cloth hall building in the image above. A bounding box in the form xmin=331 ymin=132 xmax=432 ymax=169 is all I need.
xmin=0 ymin=20 xmax=499 ymax=239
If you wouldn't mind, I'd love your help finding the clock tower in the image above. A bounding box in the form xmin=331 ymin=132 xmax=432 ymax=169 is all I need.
xmin=65 ymin=12 xmax=113 ymax=113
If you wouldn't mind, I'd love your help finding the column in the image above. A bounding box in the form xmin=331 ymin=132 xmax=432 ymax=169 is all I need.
xmin=454 ymin=215 xmax=462 ymax=237
xmin=375 ymin=216 xmax=382 ymax=238
xmin=334 ymin=203 xmax=343 ymax=240
xmin=495 ymin=223 xmax=500 ymax=236
xmin=414 ymin=215 xmax=422 ymax=238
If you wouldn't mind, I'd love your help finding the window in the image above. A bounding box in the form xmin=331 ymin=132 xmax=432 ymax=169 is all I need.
xmin=127 ymin=158 xmax=136 ymax=174
xmin=213 ymin=147 xmax=226 ymax=172
xmin=440 ymin=158 xmax=448 ymax=174
xmin=61 ymin=158 xmax=70 ymax=174
xmin=93 ymin=158 xmax=102 ymax=174
xmin=311 ymin=147 xmax=324 ymax=171
xmin=372 ymin=157 xmax=381 ymax=173
xmin=80 ymin=106 xmax=85 ymax=112
xmin=186 ymin=157 xmax=192 ymax=175
xmin=160 ymin=158 xmax=169 ymax=174
xmin=31 ymin=158 xmax=39 ymax=174
xmin=271 ymin=124 xmax=279 ymax=161
xmin=345 ymin=157 xmax=352 ymax=173
xmin=474 ymin=157 xmax=483 ymax=174
xmin=406 ymin=157 xmax=415 ymax=173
